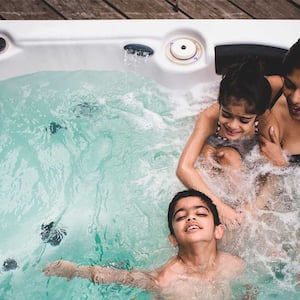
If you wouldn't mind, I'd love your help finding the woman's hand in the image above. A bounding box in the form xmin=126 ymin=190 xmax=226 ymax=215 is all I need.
xmin=259 ymin=126 xmax=288 ymax=167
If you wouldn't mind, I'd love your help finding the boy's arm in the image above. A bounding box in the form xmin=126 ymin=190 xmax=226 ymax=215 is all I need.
xmin=42 ymin=260 xmax=158 ymax=291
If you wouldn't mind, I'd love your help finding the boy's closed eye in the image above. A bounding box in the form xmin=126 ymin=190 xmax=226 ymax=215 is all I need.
xmin=174 ymin=207 xmax=210 ymax=221
xmin=196 ymin=212 xmax=208 ymax=217
xmin=175 ymin=215 xmax=186 ymax=221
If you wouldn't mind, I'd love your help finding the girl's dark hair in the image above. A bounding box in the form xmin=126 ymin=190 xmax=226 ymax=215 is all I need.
xmin=282 ymin=39 xmax=300 ymax=75
xmin=218 ymin=56 xmax=271 ymax=116
xmin=168 ymin=189 xmax=221 ymax=236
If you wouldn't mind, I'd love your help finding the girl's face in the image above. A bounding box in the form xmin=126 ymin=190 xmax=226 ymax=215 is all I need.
xmin=284 ymin=68 xmax=300 ymax=121
xmin=219 ymin=98 xmax=257 ymax=140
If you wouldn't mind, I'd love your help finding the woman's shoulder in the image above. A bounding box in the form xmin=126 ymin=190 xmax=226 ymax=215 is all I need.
xmin=267 ymin=75 xmax=283 ymax=93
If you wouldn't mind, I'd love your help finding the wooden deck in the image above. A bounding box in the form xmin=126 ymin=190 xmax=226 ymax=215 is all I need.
xmin=0 ymin=0 xmax=300 ymax=20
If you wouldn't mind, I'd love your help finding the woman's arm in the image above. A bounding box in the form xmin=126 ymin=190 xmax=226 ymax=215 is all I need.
xmin=42 ymin=260 xmax=158 ymax=291
xmin=176 ymin=103 xmax=242 ymax=227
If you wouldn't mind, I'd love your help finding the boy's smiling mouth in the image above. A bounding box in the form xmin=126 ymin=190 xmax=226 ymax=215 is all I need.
xmin=186 ymin=224 xmax=201 ymax=232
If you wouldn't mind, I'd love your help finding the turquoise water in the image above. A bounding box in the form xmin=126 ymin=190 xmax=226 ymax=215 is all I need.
xmin=0 ymin=71 xmax=299 ymax=299
xmin=0 ymin=71 xmax=194 ymax=299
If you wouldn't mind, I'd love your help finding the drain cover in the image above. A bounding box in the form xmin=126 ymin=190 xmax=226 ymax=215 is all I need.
xmin=170 ymin=38 xmax=197 ymax=60
xmin=166 ymin=37 xmax=202 ymax=64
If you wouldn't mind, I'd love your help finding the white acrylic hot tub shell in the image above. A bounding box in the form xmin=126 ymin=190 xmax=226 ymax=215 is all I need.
xmin=0 ymin=20 xmax=299 ymax=89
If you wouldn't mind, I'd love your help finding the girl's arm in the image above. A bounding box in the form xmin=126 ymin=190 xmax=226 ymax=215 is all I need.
xmin=42 ymin=260 xmax=159 ymax=291
xmin=176 ymin=103 xmax=242 ymax=227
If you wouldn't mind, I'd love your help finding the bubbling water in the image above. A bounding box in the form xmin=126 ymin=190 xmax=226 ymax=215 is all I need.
xmin=199 ymin=146 xmax=300 ymax=297
xmin=0 ymin=70 xmax=299 ymax=299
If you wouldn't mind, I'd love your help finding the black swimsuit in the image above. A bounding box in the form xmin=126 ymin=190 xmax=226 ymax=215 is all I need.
xmin=288 ymin=154 xmax=300 ymax=165
xmin=205 ymin=121 xmax=259 ymax=159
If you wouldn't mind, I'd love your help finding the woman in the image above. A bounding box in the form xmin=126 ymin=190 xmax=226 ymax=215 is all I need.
xmin=260 ymin=39 xmax=300 ymax=166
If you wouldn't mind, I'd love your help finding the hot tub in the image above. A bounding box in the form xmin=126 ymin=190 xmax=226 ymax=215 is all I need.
xmin=0 ymin=20 xmax=299 ymax=299
xmin=0 ymin=20 xmax=298 ymax=88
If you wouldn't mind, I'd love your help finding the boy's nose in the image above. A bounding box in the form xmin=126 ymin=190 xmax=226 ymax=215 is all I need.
xmin=187 ymin=216 xmax=196 ymax=221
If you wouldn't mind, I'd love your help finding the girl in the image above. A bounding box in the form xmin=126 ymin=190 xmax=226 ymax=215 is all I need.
xmin=177 ymin=58 xmax=273 ymax=228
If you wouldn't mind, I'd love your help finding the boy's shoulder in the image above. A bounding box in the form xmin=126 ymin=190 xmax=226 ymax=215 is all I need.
xmin=218 ymin=251 xmax=245 ymax=279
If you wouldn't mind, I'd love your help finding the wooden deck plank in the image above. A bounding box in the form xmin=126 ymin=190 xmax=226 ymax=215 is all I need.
xmin=103 ymin=0 xmax=189 ymax=19
xmin=174 ymin=0 xmax=252 ymax=19
xmin=0 ymin=0 xmax=64 ymax=19
xmin=45 ymin=0 xmax=125 ymax=19
xmin=0 ymin=0 xmax=299 ymax=20
xmin=230 ymin=0 xmax=300 ymax=18
xmin=290 ymin=0 xmax=300 ymax=5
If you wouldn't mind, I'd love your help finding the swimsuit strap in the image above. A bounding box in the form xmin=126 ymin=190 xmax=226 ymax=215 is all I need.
xmin=215 ymin=121 xmax=228 ymax=141
xmin=269 ymin=87 xmax=283 ymax=108
xmin=216 ymin=121 xmax=221 ymax=135
xmin=289 ymin=154 xmax=300 ymax=164
xmin=254 ymin=120 xmax=259 ymax=135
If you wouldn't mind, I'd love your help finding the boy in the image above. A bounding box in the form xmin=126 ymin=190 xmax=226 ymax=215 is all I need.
xmin=42 ymin=189 xmax=244 ymax=299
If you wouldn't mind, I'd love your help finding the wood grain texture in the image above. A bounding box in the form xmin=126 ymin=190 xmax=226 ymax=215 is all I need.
xmin=0 ymin=0 xmax=64 ymax=19
xmin=45 ymin=0 xmax=125 ymax=19
xmin=104 ymin=0 xmax=188 ymax=19
xmin=0 ymin=0 xmax=299 ymax=20
xmin=230 ymin=0 xmax=300 ymax=18
xmin=175 ymin=0 xmax=251 ymax=19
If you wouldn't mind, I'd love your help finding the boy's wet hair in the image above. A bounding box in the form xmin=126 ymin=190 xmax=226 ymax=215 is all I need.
xmin=218 ymin=56 xmax=271 ymax=116
xmin=168 ymin=189 xmax=221 ymax=235
xmin=282 ymin=39 xmax=300 ymax=75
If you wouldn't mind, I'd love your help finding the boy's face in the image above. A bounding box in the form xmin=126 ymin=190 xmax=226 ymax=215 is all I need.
xmin=219 ymin=98 xmax=256 ymax=140
xmin=170 ymin=196 xmax=223 ymax=246
xmin=284 ymin=68 xmax=300 ymax=121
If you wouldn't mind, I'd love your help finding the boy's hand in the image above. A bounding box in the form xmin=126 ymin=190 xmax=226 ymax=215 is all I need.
xmin=42 ymin=260 xmax=76 ymax=280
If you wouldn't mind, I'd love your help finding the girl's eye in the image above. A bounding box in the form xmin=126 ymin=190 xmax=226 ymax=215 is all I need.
xmin=240 ymin=118 xmax=251 ymax=124
xmin=221 ymin=111 xmax=231 ymax=118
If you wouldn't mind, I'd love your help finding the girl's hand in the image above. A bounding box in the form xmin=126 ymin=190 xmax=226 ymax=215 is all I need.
xmin=217 ymin=202 xmax=244 ymax=230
